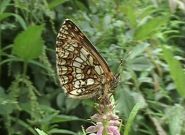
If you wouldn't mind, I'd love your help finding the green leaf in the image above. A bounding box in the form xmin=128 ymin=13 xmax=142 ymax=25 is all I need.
xmin=128 ymin=43 xmax=150 ymax=59
xmin=124 ymin=102 xmax=143 ymax=135
xmin=138 ymin=6 xmax=156 ymax=19
xmin=166 ymin=104 xmax=185 ymax=135
xmin=129 ymin=56 xmax=153 ymax=71
xmin=13 ymin=25 xmax=44 ymax=61
xmin=121 ymin=4 xmax=137 ymax=28
xmin=51 ymin=114 xmax=84 ymax=123
xmin=134 ymin=16 xmax=168 ymax=40
xmin=0 ymin=12 xmax=26 ymax=29
xmin=116 ymin=88 xmax=135 ymax=118
xmin=0 ymin=88 xmax=16 ymax=115
xmin=48 ymin=0 xmax=68 ymax=9
xmin=11 ymin=117 xmax=37 ymax=135
xmin=65 ymin=98 xmax=81 ymax=112
xmin=0 ymin=12 xmax=11 ymax=21
xmin=0 ymin=0 xmax=11 ymax=13
xmin=163 ymin=46 xmax=185 ymax=97
xmin=35 ymin=128 xmax=48 ymax=135
xmin=48 ymin=128 xmax=76 ymax=135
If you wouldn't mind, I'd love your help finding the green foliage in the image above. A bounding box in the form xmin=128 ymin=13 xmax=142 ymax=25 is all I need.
xmin=124 ymin=101 xmax=145 ymax=135
xmin=36 ymin=128 xmax=48 ymax=135
xmin=134 ymin=16 xmax=168 ymax=40
xmin=163 ymin=46 xmax=185 ymax=97
xmin=165 ymin=104 xmax=185 ymax=135
xmin=0 ymin=12 xmax=27 ymax=29
xmin=13 ymin=25 xmax=44 ymax=61
xmin=0 ymin=0 xmax=185 ymax=135
xmin=48 ymin=0 xmax=69 ymax=9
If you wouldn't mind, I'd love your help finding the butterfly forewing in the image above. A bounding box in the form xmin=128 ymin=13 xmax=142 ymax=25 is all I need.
xmin=56 ymin=19 xmax=116 ymax=99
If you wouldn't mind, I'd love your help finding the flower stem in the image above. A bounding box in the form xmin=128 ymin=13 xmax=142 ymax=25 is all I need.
xmin=103 ymin=120 xmax=108 ymax=135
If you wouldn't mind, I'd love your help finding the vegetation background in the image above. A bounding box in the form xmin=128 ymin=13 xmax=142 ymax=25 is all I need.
xmin=0 ymin=0 xmax=185 ymax=135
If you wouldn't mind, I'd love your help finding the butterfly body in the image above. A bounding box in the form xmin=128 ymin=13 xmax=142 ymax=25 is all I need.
xmin=56 ymin=19 xmax=117 ymax=99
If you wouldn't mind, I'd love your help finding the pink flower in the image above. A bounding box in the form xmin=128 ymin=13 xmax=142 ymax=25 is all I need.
xmin=86 ymin=121 xmax=120 ymax=135
xmin=86 ymin=104 xmax=121 ymax=135
xmin=86 ymin=122 xmax=103 ymax=135
xmin=108 ymin=126 xmax=120 ymax=135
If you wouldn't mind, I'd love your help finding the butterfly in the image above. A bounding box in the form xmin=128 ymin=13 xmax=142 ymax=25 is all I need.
xmin=56 ymin=19 xmax=118 ymax=100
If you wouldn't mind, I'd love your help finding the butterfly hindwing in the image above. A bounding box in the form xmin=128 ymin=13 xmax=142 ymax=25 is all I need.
xmin=56 ymin=19 xmax=115 ymax=99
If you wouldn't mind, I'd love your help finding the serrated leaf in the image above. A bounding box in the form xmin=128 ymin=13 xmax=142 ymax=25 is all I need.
xmin=0 ymin=88 xmax=16 ymax=115
xmin=163 ymin=46 xmax=185 ymax=97
xmin=13 ymin=25 xmax=44 ymax=61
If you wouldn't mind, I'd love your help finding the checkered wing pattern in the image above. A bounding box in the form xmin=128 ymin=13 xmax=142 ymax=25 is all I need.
xmin=56 ymin=19 xmax=116 ymax=99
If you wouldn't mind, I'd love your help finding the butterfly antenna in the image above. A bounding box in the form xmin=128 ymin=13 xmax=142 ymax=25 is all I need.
xmin=115 ymin=59 xmax=124 ymax=79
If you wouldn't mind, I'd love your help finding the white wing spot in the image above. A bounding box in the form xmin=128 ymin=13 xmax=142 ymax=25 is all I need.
xmin=61 ymin=29 xmax=67 ymax=34
xmin=76 ymin=74 xmax=84 ymax=79
xmin=67 ymin=24 xmax=72 ymax=28
xmin=61 ymin=35 xmax=66 ymax=38
xmin=77 ymin=89 xmax=82 ymax=93
xmin=67 ymin=46 xmax=75 ymax=51
xmin=89 ymin=56 xmax=94 ymax=65
xmin=76 ymin=68 xmax=82 ymax=73
xmin=62 ymin=25 xmax=68 ymax=30
xmin=95 ymin=65 xmax=102 ymax=75
xmin=74 ymin=80 xmax=85 ymax=88
xmin=74 ymin=81 xmax=80 ymax=88
xmin=70 ymin=90 xmax=78 ymax=95
xmin=62 ymin=76 xmax=68 ymax=84
xmin=74 ymin=26 xmax=78 ymax=31
xmin=87 ymin=69 xmax=91 ymax=74
xmin=73 ymin=43 xmax=78 ymax=47
xmin=100 ymin=66 xmax=104 ymax=73
xmin=75 ymin=57 xmax=83 ymax=63
xmin=58 ymin=68 xmax=67 ymax=75
xmin=81 ymin=48 xmax=89 ymax=56
xmin=80 ymin=52 xmax=87 ymax=61
xmin=61 ymin=50 xmax=69 ymax=58
xmin=73 ymin=61 xmax=81 ymax=68
xmin=58 ymin=59 xmax=66 ymax=65
xmin=87 ymin=78 xmax=94 ymax=85
xmin=60 ymin=66 xmax=67 ymax=70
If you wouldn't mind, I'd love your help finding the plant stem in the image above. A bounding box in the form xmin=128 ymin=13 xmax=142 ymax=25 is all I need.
xmin=0 ymin=23 xmax=2 ymax=84
xmin=103 ymin=120 xmax=108 ymax=135
xmin=23 ymin=62 xmax=28 ymax=77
